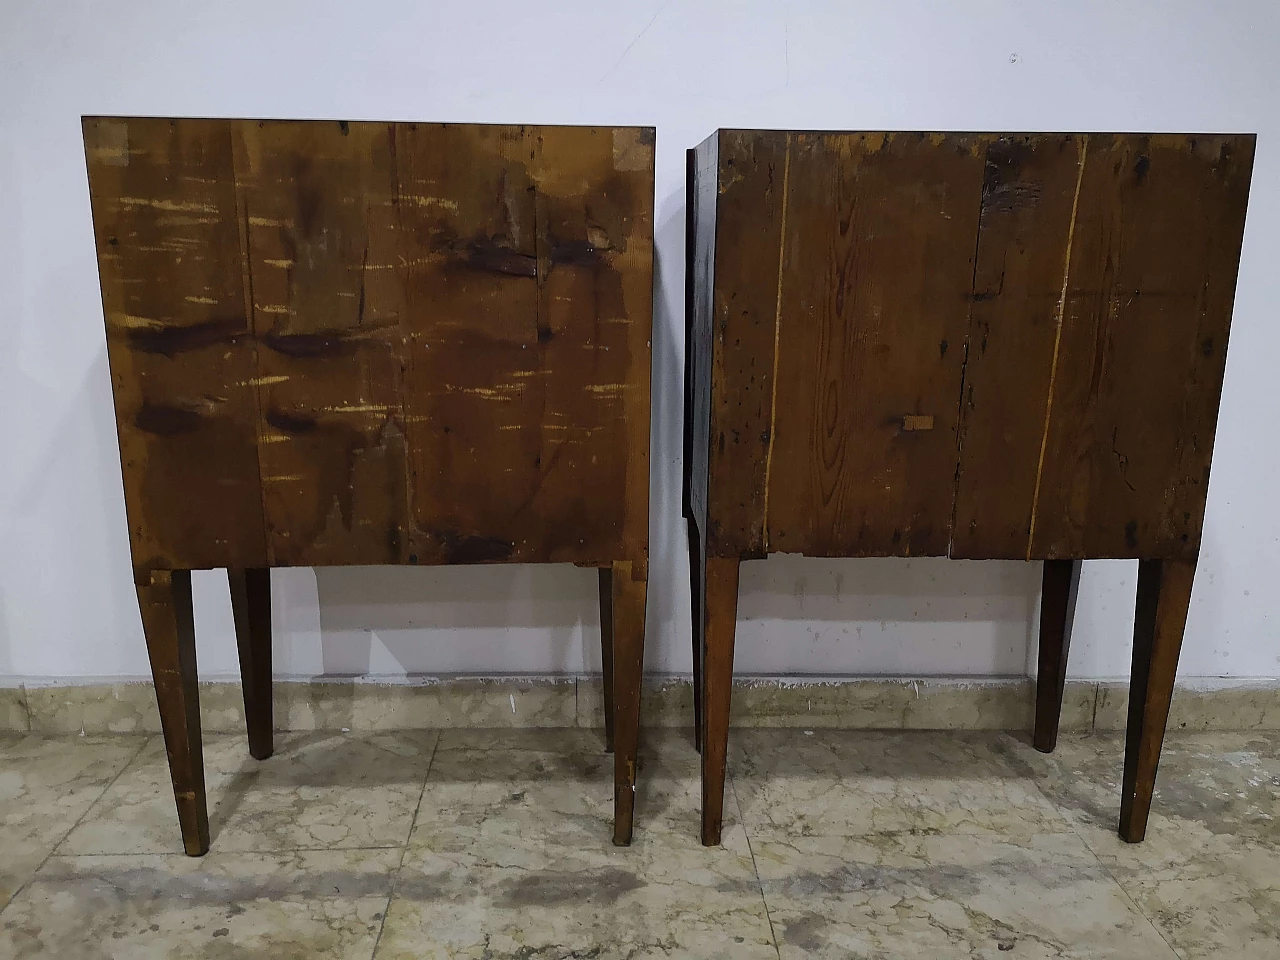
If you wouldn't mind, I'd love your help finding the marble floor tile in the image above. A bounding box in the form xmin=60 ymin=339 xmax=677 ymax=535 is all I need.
xmin=752 ymin=831 xmax=1179 ymax=959
xmin=415 ymin=728 xmax=716 ymax=853
xmin=0 ymin=848 xmax=398 ymax=959
xmin=381 ymin=728 xmax=770 ymax=958
xmin=732 ymin=729 xmax=1070 ymax=841
xmin=59 ymin=731 xmax=439 ymax=855
xmin=0 ymin=735 xmax=144 ymax=909
xmin=379 ymin=825 xmax=773 ymax=959
xmin=1001 ymin=731 xmax=1280 ymax=959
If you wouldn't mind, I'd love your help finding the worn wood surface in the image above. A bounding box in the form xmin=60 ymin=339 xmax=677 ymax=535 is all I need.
xmin=607 ymin=560 xmax=648 ymax=846
xmin=1033 ymin=559 xmax=1082 ymax=753
xmin=598 ymin=567 xmax=616 ymax=754
xmin=228 ymin=568 xmax=273 ymax=761
xmin=699 ymin=557 xmax=739 ymax=846
xmin=85 ymin=118 xmax=655 ymax=574
xmin=694 ymin=130 xmax=1253 ymax=562
xmin=136 ymin=568 xmax=208 ymax=856
xmin=1121 ymin=558 xmax=1196 ymax=843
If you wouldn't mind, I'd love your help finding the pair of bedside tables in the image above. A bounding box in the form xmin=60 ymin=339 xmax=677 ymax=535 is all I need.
xmin=83 ymin=118 xmax=1253 ymax=855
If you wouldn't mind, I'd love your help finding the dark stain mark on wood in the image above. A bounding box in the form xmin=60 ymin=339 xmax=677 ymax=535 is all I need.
xmin=264 ymin=408 xmax=318 ymax=434
xmin=464 ymin=238 xmax=538 ymax=277
xmin=1125 ymin=520 xmax=1139 ymax=550
xmin=125 ymin=318 xmax=244 ymax=357
xmin=135 ymin=402 xmax=204 ymax=437
xmin=1134 ymin=154 xmax=1150 ymax=183
xmin=440 ymin=533 xmax=516 ymax=564
xmin=260 ymin=331 xmax=360 ymax=359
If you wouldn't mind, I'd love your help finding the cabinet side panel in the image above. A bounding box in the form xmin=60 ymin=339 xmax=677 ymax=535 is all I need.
xmin=686 ymin=135 xmax=719 ymax=541
xmin=84 ymin=117 xmax=267 ymax=572
xmin=705 ymin=130 xmax=788 ymax=558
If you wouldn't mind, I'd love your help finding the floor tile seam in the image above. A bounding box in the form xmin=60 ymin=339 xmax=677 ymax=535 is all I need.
xmin=730 ymin=766 xmax=782 ymax=959
xmin=371 ymin=729 xmax=442 ymax=958
xmin=0 ymin=734 xmax=154 ymax=921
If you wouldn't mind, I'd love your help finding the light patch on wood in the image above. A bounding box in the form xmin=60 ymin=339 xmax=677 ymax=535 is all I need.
xmin=248 ymin=216 xmax=294 ymax=227
xmin=88 ymin=120 xmax=130 ymax=166
xmin=109 ymin=313 xmax=165 ymax=329
xmin=119 ymin=197 xmax=218 ymax=213
xmin=255 ymin=304 xmax=292 ymax=315
xmin=322 ymin=403 xmax=396 ymax=414
xmin=902 ymin=414 xmax=935 ymax=431
xmin=584 ymin=383 xmax=628 ymax=396
xmin=263 ymin=259 xmax=294 ymax=268
xmin=242 ymin=375 xmax=290 ymax=387
xmin=612 ymin=128 xmax=654 ymax=172
xmin=184 ymin=295 xmax=218 ymax=305
xmin=400 ymin=195 xmax=459 ymax=210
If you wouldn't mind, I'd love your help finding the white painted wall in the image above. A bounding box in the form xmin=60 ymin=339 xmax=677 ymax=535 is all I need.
xmin=2 ymin=0 xmax=1277 ymax=684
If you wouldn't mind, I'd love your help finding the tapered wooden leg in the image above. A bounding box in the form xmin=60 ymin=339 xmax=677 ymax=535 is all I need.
xmin=228 ymin=568 xmax=273 ymax=761
xmin=688 ymin=518 xmax=705 ymax=753
xmin=598 ymin=567 xmax=616 ymax=754
xmin=1120 ymin=558 xmax=1196 ymax=843
xmin=609 ymin=560 xmax=648 ymax=846
xmin=136 ymin=568 xmax=209 ymax=857
xmin=1034 ymin=559 xmax=1082 ymax=753
xmin=700 ymin=557 xmax=739 ymax=846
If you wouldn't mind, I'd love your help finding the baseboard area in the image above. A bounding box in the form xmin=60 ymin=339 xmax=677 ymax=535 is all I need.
xmin=3 ymin=676 xmax=1279 ymax=735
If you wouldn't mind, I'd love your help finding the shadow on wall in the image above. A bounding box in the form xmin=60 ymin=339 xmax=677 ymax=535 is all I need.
xmin=303 ymin=564 xmax=601 ymax=677
xmin=732 ymin=554 xmax=1044 ymax=676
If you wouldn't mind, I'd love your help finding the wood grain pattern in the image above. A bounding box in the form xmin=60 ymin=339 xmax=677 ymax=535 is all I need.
xmin=694 ymin=130 xmax=1253 ymax=563
xmin=85 ymin=118 xmax=655 ymax=573
xmin=765 ymin=133 xmax=988 ymax=557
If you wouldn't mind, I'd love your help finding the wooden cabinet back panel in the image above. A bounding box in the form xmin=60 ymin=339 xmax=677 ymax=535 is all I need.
xmin=84 ymin=118 xmax=655 ymax=572
xmin=696 ymin=130 xmax=1253 ymax=562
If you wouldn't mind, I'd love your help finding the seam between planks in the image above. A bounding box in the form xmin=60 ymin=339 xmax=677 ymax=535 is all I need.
xmin=761 ymin=133 xmax=793 ymax=553
xmin=1026 ymin=135 xmax=1089 ymax=561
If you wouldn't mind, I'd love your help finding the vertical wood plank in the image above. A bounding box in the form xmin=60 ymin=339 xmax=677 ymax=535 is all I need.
xmin=1033 ymin=558 xmax=1082 ymax=752
xmin=136 ymin=568 xmax=208 ymax=856
xmin=700 ymin=557 xmax=740 ymax=846
xmin=235 ymin=120 xmax=411 ymax=566
xmin=766 ymin=133 xmax=987 ymax=557
xmin=1030 ymin=135 xmax=1254 ymax=560
xmin=84 ymin=117 xmax=267 ymax=572
xmin=228 ymin=567 xmax=273 ymax=760
xmin=951 ymin=136 xmax=1085 ymax=559
xmin=609 ymin=560 xmax=647 ymax=846
xmin=704 ymin=131 xmax=788 ymax=558
xmin=1121 ymin=558 xmax=1196 ymax=842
